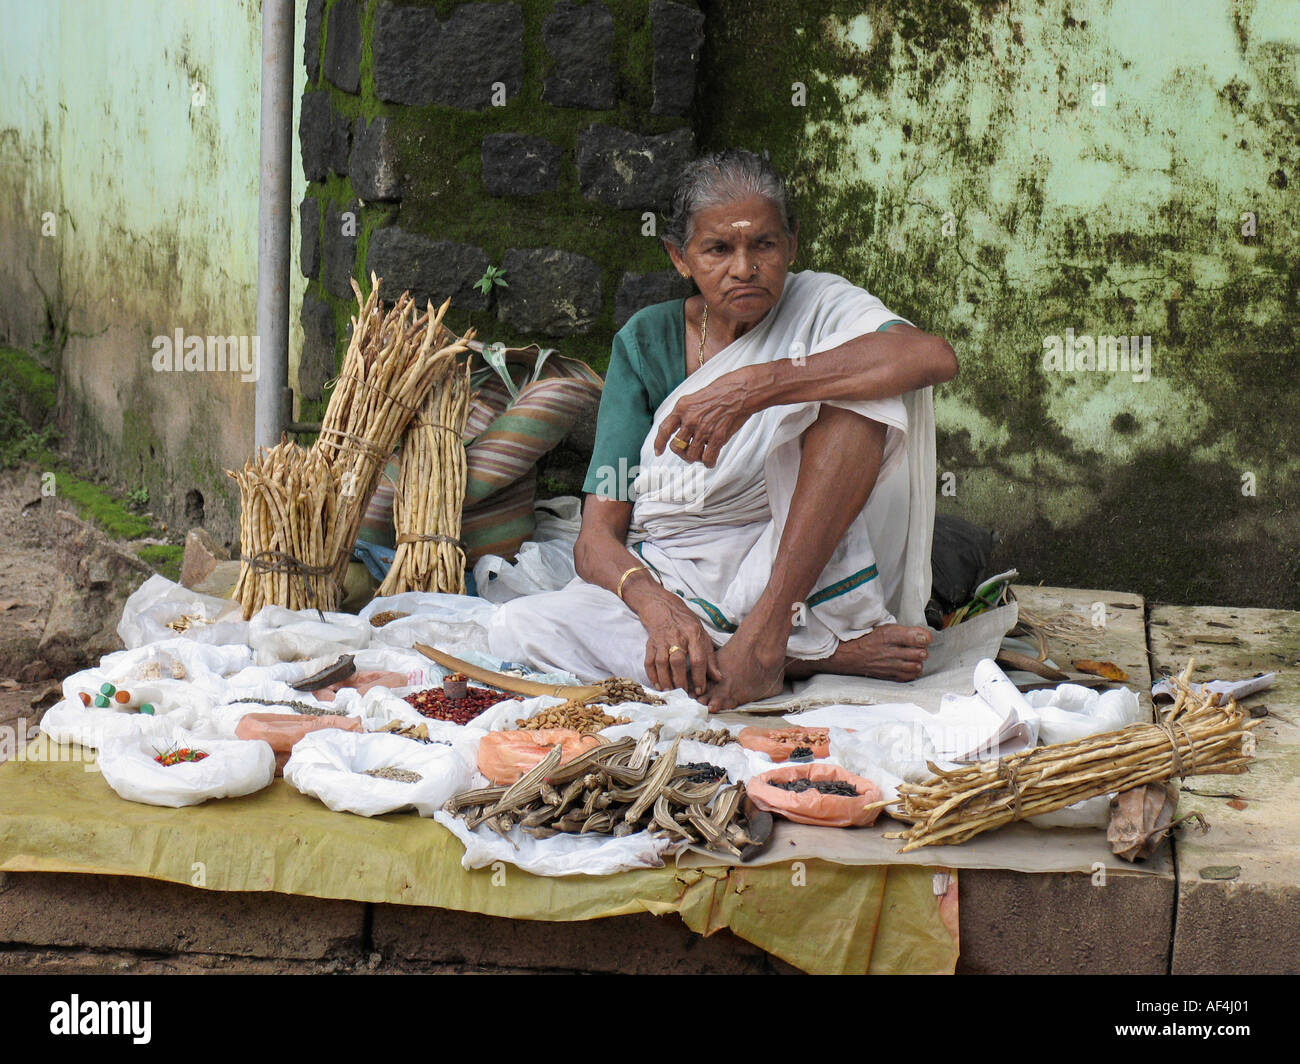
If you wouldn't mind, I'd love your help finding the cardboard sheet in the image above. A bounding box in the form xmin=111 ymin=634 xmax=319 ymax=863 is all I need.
xmin=0 ymin=736 xmax=958 ymax=974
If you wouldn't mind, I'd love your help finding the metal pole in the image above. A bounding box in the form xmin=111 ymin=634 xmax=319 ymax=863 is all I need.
xmin=254 ymin=0 xmax=294 ymax=449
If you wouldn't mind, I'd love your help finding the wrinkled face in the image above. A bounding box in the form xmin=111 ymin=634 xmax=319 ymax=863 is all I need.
xmin=666 ymin=194 xmax=798 ymax=324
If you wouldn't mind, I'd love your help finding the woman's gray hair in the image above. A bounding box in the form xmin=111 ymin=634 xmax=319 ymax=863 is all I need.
xmin=662 ymin=149 xmax=797 ymax=249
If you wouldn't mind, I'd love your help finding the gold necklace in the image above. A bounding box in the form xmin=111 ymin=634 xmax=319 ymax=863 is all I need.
xmin=697 ymin=304 xmax=708 ymax=368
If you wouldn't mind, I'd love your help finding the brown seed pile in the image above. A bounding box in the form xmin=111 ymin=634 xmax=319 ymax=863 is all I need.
xmin=369 ymin=610 xmax=410 ymax=628
xmin=596 ymin=677 xmax=665 ymax=706
xmin=364 ymin=766 xmax=423 ymax=783
xmin=682 ymin=728 xmax=735 ymax=746
xmin=517 ymin=699 xmax=630 ymax=734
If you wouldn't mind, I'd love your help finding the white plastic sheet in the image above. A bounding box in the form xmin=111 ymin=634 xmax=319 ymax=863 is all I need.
xmin=1022 ymin=684 xmax=1143 ymax=745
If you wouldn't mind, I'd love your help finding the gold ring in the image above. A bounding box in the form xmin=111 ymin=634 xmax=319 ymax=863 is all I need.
xmin=667 ymin=645 xmax=685 ymax=655
xmin=670 ymin=435 xmax=689 ymax=451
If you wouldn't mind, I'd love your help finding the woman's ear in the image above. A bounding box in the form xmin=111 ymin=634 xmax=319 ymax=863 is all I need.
xmin=664 ymin=240 xmax=689 ymax=279
xmin=787 ymin=221 xmax=800 ymax=265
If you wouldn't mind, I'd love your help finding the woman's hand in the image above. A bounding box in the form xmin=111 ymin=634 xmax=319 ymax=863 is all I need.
xmin=635 ymin=594 xmax=722 ymax=697
xmin=653 ymin=365 xmax=764 ymax=467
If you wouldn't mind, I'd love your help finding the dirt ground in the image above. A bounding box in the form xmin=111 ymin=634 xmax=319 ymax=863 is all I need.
xmin=0 ymin=464 xmax=86 ymax=754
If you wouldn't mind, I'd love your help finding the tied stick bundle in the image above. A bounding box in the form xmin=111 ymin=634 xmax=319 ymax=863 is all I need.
xmin=316 ymin=273 xmax=472 ymax=588
xmin=886 ymin=659 xmax=1257 ymax=852
xmin=377 ymin=355 xmax=472 ymax=596
xmin=229 ymin=442 xmax=338 ymax=618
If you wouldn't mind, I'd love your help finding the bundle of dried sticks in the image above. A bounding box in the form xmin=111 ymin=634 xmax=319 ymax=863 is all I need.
xmin=229 ymin=442 xmax=338 ymax=616
xmin=228 ymin=274 xmax=473 ymax=616
xmin=885 ymin=660 xmax=1256 ymax=851
xmin=316 ymin=274 xmax=472 ymax=589
xmin=377 ymin=354 xmax=472 ymax=595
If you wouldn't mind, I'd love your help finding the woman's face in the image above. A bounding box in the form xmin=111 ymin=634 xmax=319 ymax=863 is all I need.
xmin=666 ymin=194 xmax=798 ymax=324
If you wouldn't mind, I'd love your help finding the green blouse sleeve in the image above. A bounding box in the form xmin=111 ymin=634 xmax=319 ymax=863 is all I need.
xmin=582 ymin=330 xmax=655 ymax=501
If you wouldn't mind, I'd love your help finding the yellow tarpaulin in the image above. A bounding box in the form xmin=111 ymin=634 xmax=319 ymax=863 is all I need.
xmin=0 ymin=737 xmax=958 ymax=974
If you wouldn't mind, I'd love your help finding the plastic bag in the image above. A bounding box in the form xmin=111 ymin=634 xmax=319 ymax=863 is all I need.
xmin=1028 ymin=793 xmax=1114 ymax=829
xmin=666 ymin=737 xmax=764 ymax=783
xmin=360 ymin=591 xmax=499 ymax=653
xmin=434 ymin=810 xmax=675 ymax=876
xmin=473 ymin=539 xmax=579 ymax=604
xmin=41 ymin=687 xmax=218 ymax=751
xmin=746 ymin=764 xmax=884 ymax=828
xmin=1022 ymin=684 xmax=1142 ymax=745
xmin=927 ymin=514 xmax=995 ymax=620
xmin=117 ymin=574 xmax=250 ymax=649
xmin=476 ymin=729 xmax=606 ymax=785
xmin=247 ymin=605 xmax=371 ymax=666
xmin=98 ymin=731 xmax=275 ymax=807
xmin=234 ymin=713 xmax=363 ymax=774
xmin=284 ymin=730 xmax=472 ymax=817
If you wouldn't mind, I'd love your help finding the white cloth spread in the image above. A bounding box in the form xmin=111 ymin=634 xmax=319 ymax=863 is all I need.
xmin=488 ymin=271 xmax=937 ymax=684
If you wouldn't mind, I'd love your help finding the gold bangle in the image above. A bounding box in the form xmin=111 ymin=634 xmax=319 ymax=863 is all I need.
xmin=616 ymin=564 xmax=650 ymax=601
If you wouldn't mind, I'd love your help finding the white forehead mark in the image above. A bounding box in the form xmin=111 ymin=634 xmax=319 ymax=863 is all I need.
xmin=730 ymin=219 xmax=752 ymax=228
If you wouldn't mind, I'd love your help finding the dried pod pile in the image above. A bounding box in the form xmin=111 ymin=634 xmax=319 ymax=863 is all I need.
xmin=887 ymin=660 xmax=1257 ymax=852
xmin=445 ymin=728 xmax=771 ymax=859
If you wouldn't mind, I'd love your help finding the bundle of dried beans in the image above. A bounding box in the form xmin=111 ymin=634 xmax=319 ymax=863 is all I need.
xmin=887 ymin=660 xmax=1257 ymax=852
xmin=377 ymin=353 xmax=472 ymax=595
xmin=229 ymin=442 xmax=338 ymax=617
xmin=317 ymin=273 xmax=472 ymax=589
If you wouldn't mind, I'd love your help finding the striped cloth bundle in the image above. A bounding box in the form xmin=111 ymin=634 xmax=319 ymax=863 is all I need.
xmin=360 ymin=343 xmax=601 ymax=569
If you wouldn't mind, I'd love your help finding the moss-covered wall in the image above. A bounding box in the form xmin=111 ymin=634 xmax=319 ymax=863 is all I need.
xmin=299 ymin=0 xmax=702 ymax=424
xmin=698 ymin=0 xmax=1299 ymax=609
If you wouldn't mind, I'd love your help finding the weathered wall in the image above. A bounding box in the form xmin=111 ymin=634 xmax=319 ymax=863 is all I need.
xmin=1 ymin=0 xmax=1295 ymax=607
xmin=0 ymin=0 xmax=309 ymax=542
xmin=699 ymin=0 xmax=1299 ymax=609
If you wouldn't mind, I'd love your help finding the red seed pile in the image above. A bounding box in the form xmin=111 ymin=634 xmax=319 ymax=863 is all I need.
xmin=403 ymin=685 xmax=520 ymax=725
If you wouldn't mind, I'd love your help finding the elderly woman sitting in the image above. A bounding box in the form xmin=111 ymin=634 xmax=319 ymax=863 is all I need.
xmin=488 ymin=150 xmax=958 ymax=712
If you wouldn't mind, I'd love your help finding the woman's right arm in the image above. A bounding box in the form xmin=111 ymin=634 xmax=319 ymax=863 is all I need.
xmin=573 ymin=494 xmax=720 ymax=697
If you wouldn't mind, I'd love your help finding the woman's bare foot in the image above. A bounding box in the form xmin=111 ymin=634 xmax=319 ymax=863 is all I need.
xmin=701 ymin=632 xmax=786 ymax=713
xmin=785 ymin=623 xmax=933 ymax=682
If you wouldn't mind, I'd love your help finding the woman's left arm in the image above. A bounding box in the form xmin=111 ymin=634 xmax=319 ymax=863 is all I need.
xmin=654 ymin=325 xmax=957 ymax=466
xmin=750 ymin=324 xmax=957 ymax=407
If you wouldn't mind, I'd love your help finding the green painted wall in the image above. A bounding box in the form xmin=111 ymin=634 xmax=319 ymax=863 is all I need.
xmin=0 ymin=0 xmax=309 ymax=542
xmin=700 ymin=0 xmax=1299 ymax=609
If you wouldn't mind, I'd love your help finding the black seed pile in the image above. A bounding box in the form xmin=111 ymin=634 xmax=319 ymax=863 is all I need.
xmin=681 ymin=762 xmax=727 ymax=784
xmin=771 ymin=777 xmax=859 ymax=797
xmin=789 ymin=746 xmax=814 ymax=759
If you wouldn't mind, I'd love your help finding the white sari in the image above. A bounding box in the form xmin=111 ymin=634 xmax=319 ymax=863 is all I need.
xmin=488 ymin=270 xmax=936 ymax=683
